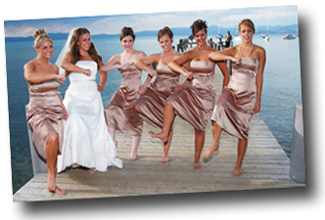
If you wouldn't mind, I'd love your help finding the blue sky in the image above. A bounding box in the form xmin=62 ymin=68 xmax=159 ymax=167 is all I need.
xmin=4 ymin=5 xmax=298 ymax=37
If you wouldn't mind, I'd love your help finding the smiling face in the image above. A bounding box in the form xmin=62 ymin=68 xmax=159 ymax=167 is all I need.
xmin=193 ymin=29 xmax=207 ymax=47
xmin=35 ymin=40 xmax=53 ymax=59
xmin=120 ymin=35 xmax=134 ymax=51
xmin=77 ymin=33 xmax=91 ymax=52
xmin=159 ymin=34 xmax=173 ymax=52
xmin=239 ymin=24 xmax=255 ymax=44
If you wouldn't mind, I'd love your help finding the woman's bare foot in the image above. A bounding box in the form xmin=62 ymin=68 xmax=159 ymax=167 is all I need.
xmin=128 ymin=155 xmax=137 ymax=161
xmin=48 ymin=186 xmax=66 ymax=195
xmin=161 ymin=154 xmax=169 ymax=163
xmin=48 ymin=176 xmax=66 ymax=195
xmin=202 ymin=145 xmax=219 ymax=163
xmin=194 ymin=162 xmax=201 ymax=169
xmin=232 ymin=167 xmax=243 ymax=176
xmin=149 ymin=131 xmax=168 ymax=144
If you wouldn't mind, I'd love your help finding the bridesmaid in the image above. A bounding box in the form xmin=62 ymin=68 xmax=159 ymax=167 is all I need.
xmin=150 ymin=20 xmax=230 ymax=169
xmin=134 ymin=26 xmax=189 ymax=163
xmin=24 ymin=29 xmax=67 ymax=195
xmin=101 ymin=27 xmax=146 ymax=161
xmin=203 ymin=19 xmax=266 ymax=176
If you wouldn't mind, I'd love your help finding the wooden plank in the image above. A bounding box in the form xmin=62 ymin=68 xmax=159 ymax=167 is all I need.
xmin=13 ymin=67 xmax=304 ymax=202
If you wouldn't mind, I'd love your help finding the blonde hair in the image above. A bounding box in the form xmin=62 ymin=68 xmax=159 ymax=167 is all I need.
xmin=33 ymin=29 xmax=52 ymax=48
xmin=238 ymin=19 xmax=255 ymax=33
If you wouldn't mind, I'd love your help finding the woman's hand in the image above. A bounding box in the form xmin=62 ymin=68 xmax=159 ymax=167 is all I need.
xmin=64 ymin=109 xmax=69 ymax=120
xmin=97 ymin=84 xmax=104 ymax=92
xmin=56 ymin=74 xmax=66 ymax=83
xmin=82 ymin=69 xmax=91 ymax=76
xmin=232 ymin=57 xmax=242 ymax=65
xmin=117 ymin=64 xmax=128 ymax=72
xmin=138 ymin=84 xmax=147 ymax=95
xmin=185 ymin=71 xmax=194 ymax=80
xmin=253 ymin=101 xmax=261 ymax=114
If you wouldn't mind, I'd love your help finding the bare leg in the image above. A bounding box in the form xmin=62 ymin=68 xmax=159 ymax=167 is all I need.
xmin=46 ymin=133 xmax=65 ymax=195
xmin=194 ymin=129 xmax=205 ymax=169
xmin=203 ymin=121 xmax=222 ymax=161
xmin=233 ymin=138 xmax=248 ymax=176
xmin=129 ymin=135 xmax=141 ymax=161
xmin=108 ymin=127 xmax=118 ymax=146
xmin=161 ymin=129 xmax=173 ymax=163
xmin=149 ymin=101 xmax=175 ymax=143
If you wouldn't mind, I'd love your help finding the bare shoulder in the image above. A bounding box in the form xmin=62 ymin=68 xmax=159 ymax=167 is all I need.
xmin=254 ymin=45 xmax=266 ymax=59
xmin=50 ymin=63 xmax=59 ymax=74
xmin=136 ymin=50 xmax=147 ymax=58
xmin=24 ymin=59 xmax=36 ymax=71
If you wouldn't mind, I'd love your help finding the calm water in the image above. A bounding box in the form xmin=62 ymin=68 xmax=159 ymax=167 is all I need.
xmin=5 ymin=34 xmax=302 ymax=193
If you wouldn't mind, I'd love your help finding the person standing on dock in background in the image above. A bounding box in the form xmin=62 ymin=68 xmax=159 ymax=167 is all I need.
xmin=24 ymin=29 xmax=67 ymax=195
xmin=134 ymin=26 xmax=189 ymax=163
xmin=56 ymin=28 xmax=123 ymax=174
xmin=101 ymin=27 xmax=146 ymax=161
xmin=225 ymin=31 xmax=232 ymax=48
xmin=149 ymin=19 xmax=230 ymax=169
xmin=203 ymin=19 xmax=266 ymax=176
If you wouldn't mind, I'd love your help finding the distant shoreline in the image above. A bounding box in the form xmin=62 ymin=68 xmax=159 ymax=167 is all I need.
xmin=5 ymin=24 xmax=298 ymax=42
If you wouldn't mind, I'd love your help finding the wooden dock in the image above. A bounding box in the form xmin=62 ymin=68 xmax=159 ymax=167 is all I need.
xmin=13 ymin=67 xmax=305 ymax=202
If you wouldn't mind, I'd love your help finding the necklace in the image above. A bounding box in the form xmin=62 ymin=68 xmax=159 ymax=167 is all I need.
xmin=239 ymin=44 xmax=254 ymax=58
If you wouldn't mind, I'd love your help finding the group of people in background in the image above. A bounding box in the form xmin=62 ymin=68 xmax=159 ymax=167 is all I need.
xmin=24 ymin=18 xmax=266 ymax=195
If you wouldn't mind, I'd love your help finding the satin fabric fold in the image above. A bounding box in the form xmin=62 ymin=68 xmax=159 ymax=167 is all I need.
xmin=211 ymin=57 xmax=258 ymax=139
xmin=135 ymin=64 xmax=180 ymax=128
xmin=26 ymin=79 xmax=65 ymax=160
xmin=104 ymin=63 xmax=143 ymax=136
xmin=167 ymin=61 xmax=216 ymax=132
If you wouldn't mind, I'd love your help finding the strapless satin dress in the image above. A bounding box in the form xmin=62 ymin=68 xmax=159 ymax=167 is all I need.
xmin=26 ymin=79 xmax=65 ymax=160
xmin=104 ymin=62 xmax=143 ymax=136
xmin=135 ymin=64 xmax=180 ymax=128
xmin=57 ymin=61 xmax=123 ymax=172
xmin=211 ymin=57 xmax=258 ymax=139
xmin=167 ymin=61 xmax=216 ymax=132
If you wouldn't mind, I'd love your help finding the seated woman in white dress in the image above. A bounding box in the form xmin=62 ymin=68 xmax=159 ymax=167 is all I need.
xmin=56 ymin=28 xmax=123 ymax=173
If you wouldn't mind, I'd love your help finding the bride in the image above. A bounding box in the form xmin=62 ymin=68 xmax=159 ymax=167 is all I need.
xmin=56 ymin=28 xmax=123 ymax=173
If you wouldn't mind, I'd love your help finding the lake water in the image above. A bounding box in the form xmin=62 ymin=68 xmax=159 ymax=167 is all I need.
xmin=5 ymin=34 xmax=302 ymax=193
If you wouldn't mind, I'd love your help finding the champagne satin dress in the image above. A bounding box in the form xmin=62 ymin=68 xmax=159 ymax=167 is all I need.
xmin=167 ymin=61 xmax=216 ymax=132
xmin=135 ymin=64 xmax=180 ymax=128
xmin=211 ymin=57 xmax=258 ymax=139
xmin=104 ymin=63 xmax=143 ymax=136
xmin=26 ymin=79 xmax=65 ymax=160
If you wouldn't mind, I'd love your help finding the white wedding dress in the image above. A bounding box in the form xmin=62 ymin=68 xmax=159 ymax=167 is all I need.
xmin=57 ymin=60 xmax=123 ymax=172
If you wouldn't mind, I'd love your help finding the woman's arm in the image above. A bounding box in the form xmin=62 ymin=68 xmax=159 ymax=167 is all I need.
xmin=60 ymin=52 xmax=91 ymax=76
xmin=97 ymin=60 xmax=107 ymax=92
xmin=168 ymin=52 xmax=193 ymax=79
xmin=216 ymin=61 xmax=230 ymax=88
xmin=254 ymin=47 xmax=266 ymax=114
xmin=100 ymin=54 xmax=121 ymax=72
xmin=209 ymin=47 xmax=240 ymax=64
xmin=24 ymin=61 xmax=64 ymax=84
xmin=134 ymin=54 xmax=158 ymax=76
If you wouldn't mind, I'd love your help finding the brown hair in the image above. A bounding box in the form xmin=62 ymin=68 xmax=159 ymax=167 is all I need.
xmin=190 ymin=19 xmax=208 ymax=35
xmin=120 ymin=27 xmax=136 ymax=41
xmin=238 ymin=18 xmax=255 ymax=33
xmin=157 ymin=26 xmax=173 ymax=41
xmin=67 ymin=27 xmax=102 ymax=76
xmin=33 ymin=29 xmax=52 ymax=48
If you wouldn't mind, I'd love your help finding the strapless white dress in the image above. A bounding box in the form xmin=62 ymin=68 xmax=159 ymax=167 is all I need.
xmin=57 ymin=61 xmax=123 ymax=172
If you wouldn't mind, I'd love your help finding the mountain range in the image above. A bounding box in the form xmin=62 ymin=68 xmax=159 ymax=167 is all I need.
xmin=5 ymin=24 xmax=298 ymax=42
